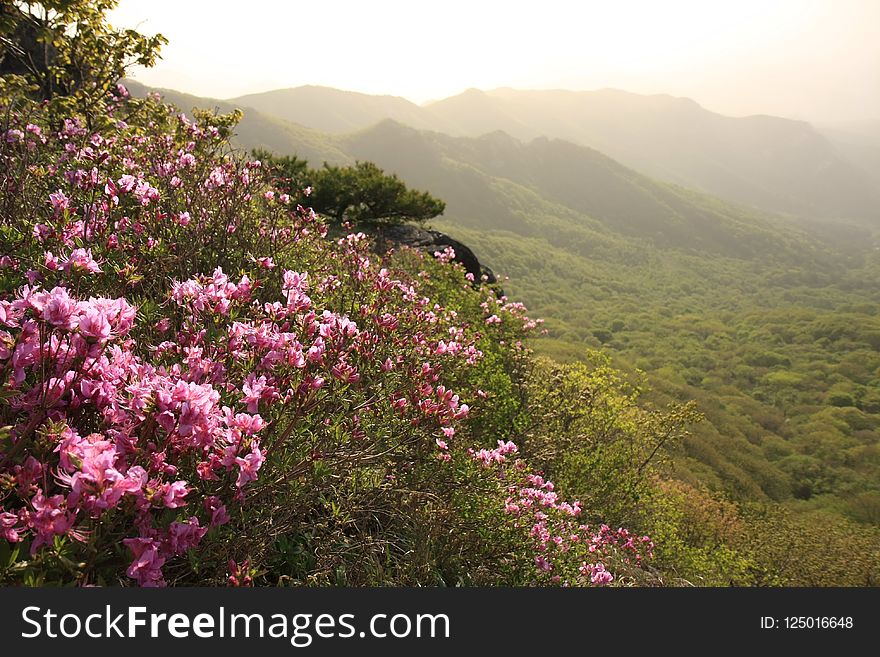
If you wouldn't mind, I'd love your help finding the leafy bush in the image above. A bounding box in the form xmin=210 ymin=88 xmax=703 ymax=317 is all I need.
xmin=0 ymin=87 xmax=657 ymax=587
xmin=517 ymin=353 xmax=702 ymax=527
xmin=257 ymin=154 xmax=446 ymax=228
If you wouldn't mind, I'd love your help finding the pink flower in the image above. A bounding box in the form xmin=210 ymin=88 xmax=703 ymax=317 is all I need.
xmin=44 ymin=252 xmax=60 ymax=270
xmin=123 ymin=537 xmax=166 ymax=587
xmin=40 ymin=287 xmax=79 ymax=329
xmin=235 ymin=443 xmax=264 ymax=488
xmin=282 ymin=270 xmax=308 ymax=291
xmin=49 ymin=190 xmax=70 ymax=213
xmin=133 ymin=179 xmax=160 ymax=205
xmin=156 ymin=481 xmax=189 ymax=508
xmin=32 ymin=224 xmax=52 ymax=242
xmin=177 ymin=153 xmax=196 ymax=168
xmin=0 ymin=511 xmax=24 ymax=542
xmin=204 ymin=496 xmax=230 ymax=527
xmin=197 ymin=460 xmax=220 ymax=481
xmin=60 ymin=433 xmax=147 ymax=511
xmin=307 ymin=338 xmax=325 ymax=363
xmin=4 ymin=128 xmax=23 ymax=143
xmin=581 ymin=562 xmax=614 ymax=586
xmin=496 ymin=440 xmax=518 ymax=456
xmin=241 ymin=373 xmax=268 ymax=412
xmin=63 ymin=248 xmax=102 ymax=274
xmin=117 ymin=174 xmax=137 ymax=192
xmin=535 ymin=555 xmax=553 ymax=572
xmin=225 ymin=409 xmax=266 ymax=436
xmin=167 ymin=517 xmax=208 ymax=554
xmin=26 ymin=492 xmax=76 ymax=554
xmin=331 ymin=360 xmax=360 ymax=383
xmin=433 ymin=246 xmax=456 ymax=263
xmin=78 ymin=307 xmax=112 ymax=340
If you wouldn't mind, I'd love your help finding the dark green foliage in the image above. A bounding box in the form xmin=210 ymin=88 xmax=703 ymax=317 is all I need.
xmin=255 ymin=151 xmax=446 ymax=228
xmin=310 ymin=161 xmax=445 ymax=227
xmin=252 ymin=149 xmax=310 ymax=190
xmin=0 ymin=0 xmax=166 ymax=121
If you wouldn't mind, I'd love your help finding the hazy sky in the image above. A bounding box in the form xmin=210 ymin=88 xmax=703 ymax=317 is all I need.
xmin=110 ymin=0 xmax=880 ymax=123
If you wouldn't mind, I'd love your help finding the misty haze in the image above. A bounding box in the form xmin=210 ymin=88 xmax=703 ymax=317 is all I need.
xmin=1 ymin=0 xmax=879 ymax=591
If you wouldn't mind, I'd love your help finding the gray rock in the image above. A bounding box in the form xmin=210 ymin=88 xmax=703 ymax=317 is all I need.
xmin=377 ymin=224 xmax=498 ymax=286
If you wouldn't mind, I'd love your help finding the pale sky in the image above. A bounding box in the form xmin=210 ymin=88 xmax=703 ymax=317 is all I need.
xmin=110 ymin=0 xmax=880 ymax=123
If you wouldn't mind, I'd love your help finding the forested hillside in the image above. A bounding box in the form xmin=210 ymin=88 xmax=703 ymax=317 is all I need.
xmin=336 ymin=120 xmax=880 ymax=520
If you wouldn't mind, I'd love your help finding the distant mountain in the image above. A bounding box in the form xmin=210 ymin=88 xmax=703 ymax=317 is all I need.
xmin=129 ymin=79 xmax=827 ymax=260
xmin=340 ymin=120 xmax=813 ymax=259
xmin=425 ymin=88 xmax=879 ymax=223
xmin=124 ymin=80 xmax=351 ymax=166
xmin=230 ymin=85 xmax=448 ymax=134
xmin=818 ymin=119 xmax=880 ymax=189
xmin=205 ymin=84 xmax=878 ymax=223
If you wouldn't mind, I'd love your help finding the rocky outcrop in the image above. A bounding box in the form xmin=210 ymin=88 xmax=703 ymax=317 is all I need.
xmin=377 ymin=224 xmax=498 ymax=286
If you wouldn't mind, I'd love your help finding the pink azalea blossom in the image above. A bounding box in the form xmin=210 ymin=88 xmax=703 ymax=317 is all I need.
xmin=235 ymin=444 xmax=264 ymax=488
xmin=123 ymin=538 xmax=166 ymax=587
xmin=63 ymin=248 xmax=102 ymax=274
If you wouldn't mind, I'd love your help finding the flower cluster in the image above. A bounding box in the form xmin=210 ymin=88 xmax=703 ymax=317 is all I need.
xmin=0 ymin=89 xmax=652 ymax=587
xmin=474 ymin=441 xmax=653 ymax=585
xmin=0 ymin=96 xmax=495 ymax=585
xmin=0 ymin=281 xmax=268 ymax=584
xmin=481 ymin=295 xmax=546 ymax=333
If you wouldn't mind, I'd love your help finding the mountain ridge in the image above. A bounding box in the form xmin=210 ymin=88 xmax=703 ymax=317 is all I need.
xmin=425 ymin=87 xmax=878 ymax=222
xmin=338 ymin=118 xmax=826 ymax=261
xmin=199 ymin=82 xmax=879 ymax=223
xmin=126 ymin=79 xmax=843 ymax=263
xmin=124 ymin=79 xmax=352 ymax=165
xmin=230 ymin=84 xmax=450 ymax=134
